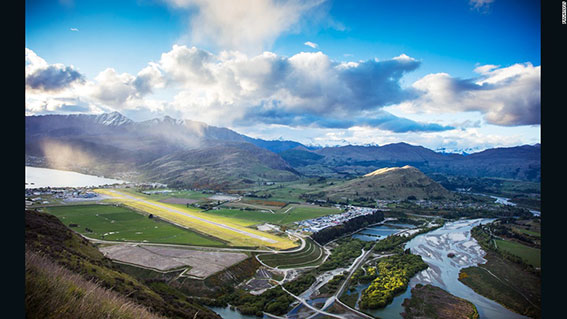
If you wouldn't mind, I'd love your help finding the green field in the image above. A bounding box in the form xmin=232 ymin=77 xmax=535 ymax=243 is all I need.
xmin=495 ymin=239 xmax=540 ymax=267
xmin=119 ymin=185 xmax=343 ymax=227
xmin=43 ymin=204 xmax=226 ymax=246
xmin=121 ymin=188 xmax=211 ymax=202
xmin=511 ymin=226 xmax=540 ymax=238
xmin=248 ymin=179 xmax=339 ymax=202
xmin=201 ymin=204 xmax=343 ymax=226
xmin=258 ymin=238 xmax=326 ymax=268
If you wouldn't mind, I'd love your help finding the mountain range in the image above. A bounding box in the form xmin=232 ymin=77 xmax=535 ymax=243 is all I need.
xmin=25 ymin=112 xmax=541 ymax=190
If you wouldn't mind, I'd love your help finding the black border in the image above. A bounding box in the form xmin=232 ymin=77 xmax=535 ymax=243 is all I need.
xmin=541 ymin=0 xmax=565 ymax=317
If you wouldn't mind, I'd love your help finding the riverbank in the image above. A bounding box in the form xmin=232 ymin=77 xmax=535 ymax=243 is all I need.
xmin=458 ymin=223 xmax=541 ymax=318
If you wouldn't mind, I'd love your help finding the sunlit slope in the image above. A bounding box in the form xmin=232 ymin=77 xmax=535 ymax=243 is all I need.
xmin=94 ymin=189 xmax=297 ymax=249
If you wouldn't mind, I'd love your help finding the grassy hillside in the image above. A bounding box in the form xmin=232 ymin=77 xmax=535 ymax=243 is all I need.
xmin=24 ymin=209 xmax=221 ymax=319
xmin=25 ymin=249 xmax=165 ymax=319
xmin=312 ymin=165 xmax=454 ymax=201
xmin=140 ymin=143 xmax=299 ymax=190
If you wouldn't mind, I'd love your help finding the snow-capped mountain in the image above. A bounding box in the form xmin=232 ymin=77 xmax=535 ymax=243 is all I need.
xmin=93 ymin=111 xmax=133 ymax=127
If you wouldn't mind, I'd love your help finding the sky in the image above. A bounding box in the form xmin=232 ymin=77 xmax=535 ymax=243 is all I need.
xmin=25 ymin=0 xmax=541 ymax=153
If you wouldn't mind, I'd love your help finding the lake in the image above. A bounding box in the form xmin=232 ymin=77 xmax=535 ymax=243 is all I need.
xmin=208 ymin=306 xmax=263 ymax=319
xmin=352 ymin=222 xmax=414 ymax=242
xmin=25 ymin=166 xmax=127 ymax=189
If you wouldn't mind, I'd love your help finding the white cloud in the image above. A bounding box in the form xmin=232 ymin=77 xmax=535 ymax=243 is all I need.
xmin=90 ymin=68 xmax=138 ymax=106
xmin=25 ymin=48 xmax=168 ymax=114
xmin=164 ymin=0 xmax=326 ymax=54
xmin=304 ymin=41 xmax=318 ymax=48
xmin=158 ymin=45 xmax=215 ymax=86
xmin=392 ymin=54 xmax=416 ymax=62
xmin=70 ymin=27 xmax=79 ymax=32
xmin=408 ymin=62 xmax=540 ymax=126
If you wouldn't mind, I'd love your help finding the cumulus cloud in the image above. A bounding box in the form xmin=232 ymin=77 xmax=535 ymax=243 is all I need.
xmin=24 ymin=46 xmax=475 ymax=133
xmin=88 ymin=63 xmax=165 ymax=108
xmin=25 ymin=48 xmax=85 ymax=92
xmin=25 ymin=48 xmax=165 ymax=114
xmin=155 ymin=46 xmax=428 ymax=131
xmin=165 ymin=0 xmax=325 ymax=53
xmin=90 ymin=68 xmax=139 ymax=106
xmin=158 ymin=45 xmax=215 ymax=86
xmin=408 ymin=62 xmax=540 ymax=126
xmin=132 ymin=62 xmax=165 ymax=95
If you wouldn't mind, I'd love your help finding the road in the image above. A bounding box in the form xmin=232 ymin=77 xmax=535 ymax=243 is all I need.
xmin=280 ymin=285 xmax=346 ymax=319
xmin=84 ymin=232 xmax=306 ymax=255
xmin=308 ymin=248 xmax=376 ymax=319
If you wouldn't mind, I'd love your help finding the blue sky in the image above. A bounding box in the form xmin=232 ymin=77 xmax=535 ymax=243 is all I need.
xmin=25 ymin=0 xmax=541 ymax=152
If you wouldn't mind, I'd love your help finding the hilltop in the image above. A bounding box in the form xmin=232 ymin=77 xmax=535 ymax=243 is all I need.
xmin=314 ymin=165 xmax=454 ymax=201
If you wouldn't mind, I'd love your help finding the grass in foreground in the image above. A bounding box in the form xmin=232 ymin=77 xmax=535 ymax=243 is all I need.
xmin=44 ymin=204 xmax=226 ymax=246
xmin=25 ymin=250 xmax=164 ymax=319
xmin=25 ymin=209 xmax=221 ymax=319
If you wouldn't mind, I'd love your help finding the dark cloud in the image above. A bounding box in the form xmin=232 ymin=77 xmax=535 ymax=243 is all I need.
xmin=338 ymin=58 xmax=421 ymax=110
xmin=26 ymin=65 xmax=85 ymax=91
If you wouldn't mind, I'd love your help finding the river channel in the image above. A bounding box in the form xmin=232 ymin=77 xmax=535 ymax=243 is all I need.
xmin=210 ymin=219 xmax=530 ymax=319
xmin=365 ymin=218 xmax=528 ymax=319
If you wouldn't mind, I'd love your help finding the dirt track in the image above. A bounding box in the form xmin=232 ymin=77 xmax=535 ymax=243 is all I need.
xmin=100 ymin=244 xmax=248 ymax=279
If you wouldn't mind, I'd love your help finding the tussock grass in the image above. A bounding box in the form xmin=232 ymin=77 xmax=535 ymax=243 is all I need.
xmin=25 ymin=250 xmax=164 ymax=319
